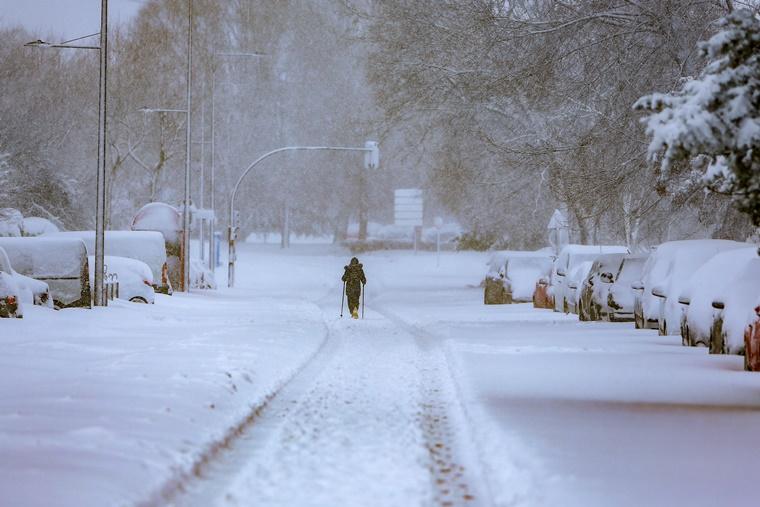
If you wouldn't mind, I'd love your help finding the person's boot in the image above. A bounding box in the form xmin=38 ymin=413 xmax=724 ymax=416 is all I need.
xmin=352 ymin=308 xmax=359 ymax=319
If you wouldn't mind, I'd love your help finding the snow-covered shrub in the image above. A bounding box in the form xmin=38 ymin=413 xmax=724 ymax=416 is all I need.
xmin=21 ymin=217 xmax=60 ymax=237
xmin=635 ymin=9 xmax=760 ymax=225
xmin=0 ymin=208 xmax=23 ymax=237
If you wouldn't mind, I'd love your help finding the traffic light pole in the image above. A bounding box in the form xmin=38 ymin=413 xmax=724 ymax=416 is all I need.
xmin=227 ymin=142 xmax=379 ymax=288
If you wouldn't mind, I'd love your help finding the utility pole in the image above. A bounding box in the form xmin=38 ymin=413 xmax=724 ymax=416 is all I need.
xmin=94 ymin=0 xmax=109 ymax=306
xmin=182 ymin=0 xmax=193 ymax=292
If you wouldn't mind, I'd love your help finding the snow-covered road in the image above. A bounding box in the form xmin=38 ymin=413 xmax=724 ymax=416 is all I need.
xmin=2 ymin=244 xmax=760 ymax=507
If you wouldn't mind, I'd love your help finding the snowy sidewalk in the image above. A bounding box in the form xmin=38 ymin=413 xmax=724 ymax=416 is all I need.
xmin=0 ymin=289 xmax=328 ymax=507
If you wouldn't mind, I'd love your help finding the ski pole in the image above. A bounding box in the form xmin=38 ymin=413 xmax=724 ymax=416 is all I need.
xmin=340 ymin=281 xmax=346 ymax=318
xmin=362 ymin=283 xmax=365 ymax=319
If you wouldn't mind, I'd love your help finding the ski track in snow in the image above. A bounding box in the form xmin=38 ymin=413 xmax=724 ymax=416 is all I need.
xmin=165 ymin=296 xmax=486 ymax=507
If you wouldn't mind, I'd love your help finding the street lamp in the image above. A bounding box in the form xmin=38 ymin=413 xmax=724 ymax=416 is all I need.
xmin=24 ymin=2 xmax=109 ymax=307
xmin=209 ymin=50 xmax=267 ymax=273
xmin=139 ymin=106 xmax=191 ymax=290
xmin=138 ymin=0 xmax=193 ymax=292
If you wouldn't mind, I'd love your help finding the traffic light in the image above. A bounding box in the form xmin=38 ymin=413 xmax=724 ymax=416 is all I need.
xmin=364 ymin=141 xmax=379 ymax=170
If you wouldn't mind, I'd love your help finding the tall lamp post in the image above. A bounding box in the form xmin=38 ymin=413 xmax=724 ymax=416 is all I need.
xmin=24 ymin=0 xmax=109 ymax=306
xmin=209 ymin=50 xmax=266 ymax=273
xmin=140 ymin=0 xmax=193 ymax=292
xmin=183 ymin=0 xmax=193 ymax=293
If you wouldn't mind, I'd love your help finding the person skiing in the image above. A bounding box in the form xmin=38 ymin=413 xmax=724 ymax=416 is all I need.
xmin=342 ymin=257 xmax=366 ymax=319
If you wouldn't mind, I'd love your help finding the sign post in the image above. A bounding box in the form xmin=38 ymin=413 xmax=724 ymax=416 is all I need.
xmin=434 ymin=216 xmax=443 ymax=267
xmin=548 ymin=209 xmax=569 ymax=256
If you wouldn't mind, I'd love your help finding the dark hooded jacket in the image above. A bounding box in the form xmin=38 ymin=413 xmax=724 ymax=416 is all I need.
xmin=342 ymin=257 xmax=366 ymax=295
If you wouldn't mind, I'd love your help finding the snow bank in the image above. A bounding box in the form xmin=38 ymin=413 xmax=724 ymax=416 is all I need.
xmin=0 ymin=252 xmax=329 ymax=506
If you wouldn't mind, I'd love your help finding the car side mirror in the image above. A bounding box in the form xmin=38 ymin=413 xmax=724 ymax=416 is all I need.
xmin=631 ymin=281 xmax=644 ymax=291
xmin=651 ymin=286 xmax=666 ymax=298
xmin=600 ymin=272 xmax=614 ymax=283
xmin=711 ymin=300 xmax=725 ymax=310
xmin=678 ymin=296 xmax=690 ymax=305
xmin=556 ymin=268 xmax=566 ymax=277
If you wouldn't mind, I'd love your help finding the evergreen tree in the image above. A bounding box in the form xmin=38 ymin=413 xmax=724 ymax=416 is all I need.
xmin=636 ymin=9 xmax=760 ymax=225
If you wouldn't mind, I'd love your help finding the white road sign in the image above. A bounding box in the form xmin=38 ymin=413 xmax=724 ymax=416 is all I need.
xmin=395 ymin=188 xmax=423 ymax=227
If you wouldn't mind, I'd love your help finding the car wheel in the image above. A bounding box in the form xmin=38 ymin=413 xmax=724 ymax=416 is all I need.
xmin=129 ymin=297 xmax=149 ymax=304
xmin=681 ymin=327 xmax=689 ymax=347
xmin=563 ymin=298 xmax=569 ymax=314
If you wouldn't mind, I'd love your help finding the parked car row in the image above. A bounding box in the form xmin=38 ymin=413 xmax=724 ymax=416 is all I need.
xmin=0 ymin=230 xmax=174 ymax=319
xmin=483 ymin=239 xmax=760 ymax=371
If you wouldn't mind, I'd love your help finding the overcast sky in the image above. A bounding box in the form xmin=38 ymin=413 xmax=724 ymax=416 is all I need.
xmin=0 ymin=0 xmax=143 ymax=40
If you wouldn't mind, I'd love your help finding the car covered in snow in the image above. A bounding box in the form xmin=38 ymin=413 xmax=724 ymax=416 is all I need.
xmin=603 ymin=254 xmax=647 ymax=322
xmin=483 ymin=250 xmax=512 ymax=304
xmin=565 ymin=260 xmax=594 ymax=314
xmin=0 ymin=246 xmax=51 ymax=310
xmin=678 ymin=248 xmax=760 ymax=354
xmin=55 ymin=231 xmax=173 ymax=295
xmin=552 ymin=244 xmax=629 ymax=314
xmin=641 ymin=240 xmax=748 ymax=336
xmin=131 ymin=203 xmax=183 ymax=291
xmin=0 ymin=251 xmax=22 ymax=318
xmin=577 ymin=253 xmax=627 ymax=321
xmin=503 ymin=253 xmax=553 ymax=303
xmin=0 ymin=237 xmax=91 ymax=309
xmin=89 ymin=255 xmax=156 ymax=304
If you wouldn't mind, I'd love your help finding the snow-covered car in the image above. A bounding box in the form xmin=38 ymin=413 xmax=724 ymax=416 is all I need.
xmin=677 ymin=247 xmax=758 ymax=349
xmin=744 ymin=305 xmax=760 ymax=371
xmin=604 ymin=254 xmax=647 ymax=322
xmin=0 ymin=237 xmax=91 ymax=309
xmin=131 ymin=202 xmax=183 ymax=291
xmin=565 ymin=260 xmax=594 ymax=315
xmin=483 ymin=251 xmax=511 ymax=304
xmin=55 ymin=230 xmax=173 ymax=295
xmin=552 ymin=244 xmax=629 ymax=313
xmin=0 ymin=246 xmax=51 ymax=309
xmin=0 ymin=258 xmax=22 ymax=318
xmin=21 ymin=217 xmax=60 ymax=237
xmin=577 ymin=253 xmax=626 ymax=321
xmin=642 ymin=240 xmax=748 ymax=336
xmin=503 ymin=254 xmax=553 ymax=303
xmin=89 ymin=255 xmax=156 ymax=304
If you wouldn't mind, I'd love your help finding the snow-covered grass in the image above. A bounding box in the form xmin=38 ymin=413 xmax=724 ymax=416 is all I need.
xmin=0 ymin=245 xmax=331 ymax=507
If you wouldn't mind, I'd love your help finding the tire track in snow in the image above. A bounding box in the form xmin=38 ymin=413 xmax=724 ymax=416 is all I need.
xmin=373 ymin=303 xmax=490 ymax=507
